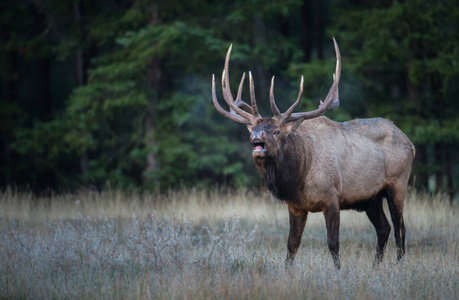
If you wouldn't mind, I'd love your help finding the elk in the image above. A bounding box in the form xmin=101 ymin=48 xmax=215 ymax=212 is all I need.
xmin=211 ymin=39 xmax=415 ymax=268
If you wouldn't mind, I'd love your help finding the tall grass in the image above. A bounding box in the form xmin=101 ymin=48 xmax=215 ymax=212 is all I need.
xmin=0 ymin=188 xmax=457 ymax=299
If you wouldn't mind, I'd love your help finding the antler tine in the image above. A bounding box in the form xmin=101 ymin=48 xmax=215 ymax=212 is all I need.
xmin=333 ymin=37 xmax=341 ymax=88
xmin=222 ymin=44 xmax=234 ymax=103
xmin=221 ymin=67 xmax=254 ymax=120
xmin=249 ymin=71 xmax=261 ymax=118
xmin=221 ymin=69 xmax=236 ymax=114
xmin=222 ymin=46 xmax=253 ymax=114
xmin=330 ymin=73 xmax=339 ymax=109
xmin=283 ymin=38 xmax=341 ymax=124
xmin=330 ymin=37 xmax=341 ymax=108
xmin=212 ymin=44 xmax=261 ymax=125
xmin=236 ymin=72 xmax=245 ymax=101
xmin=279 ymin=76 xmax=304 ymax=124
xmin=221 ymin=46 xmax=249 ymax=116
xmin=234 ymin=72 xmax=253 ymax=114
xmin=212 ymin=74 xmax=250 ymax=124
xmin=270 ymin=76 xmax=282 ymax=119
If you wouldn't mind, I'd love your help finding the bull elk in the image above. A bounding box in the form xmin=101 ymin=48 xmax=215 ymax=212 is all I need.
xmin=211 ymin=38 xmax=415 ymax=268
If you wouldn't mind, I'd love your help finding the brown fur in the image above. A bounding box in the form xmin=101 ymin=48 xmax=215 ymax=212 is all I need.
xmin=249 ymin=116 xmax=415 ymax=268
xmin=212 ymin=41 xmax=414 ymax=268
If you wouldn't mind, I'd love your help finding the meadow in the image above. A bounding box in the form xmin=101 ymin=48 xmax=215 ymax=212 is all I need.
xmin=1 ymin=188 xmax=457 ymax=299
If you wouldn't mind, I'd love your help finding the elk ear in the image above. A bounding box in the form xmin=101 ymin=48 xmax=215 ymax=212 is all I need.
xmin=284 ymin=119 xmax=304 ymax=135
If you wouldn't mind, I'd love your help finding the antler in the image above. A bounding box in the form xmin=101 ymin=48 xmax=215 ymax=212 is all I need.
xmin=212 ymin=38 xmax=341 ymax=126
xmin=275 ymin=38 xmax=341 ymax=124
xmin=212 ymin=45 xmax=262 ymax=125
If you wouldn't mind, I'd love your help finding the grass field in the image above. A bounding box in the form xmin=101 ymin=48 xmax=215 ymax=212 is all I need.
xmin=1 ymin=188 xmax=457 ymax=299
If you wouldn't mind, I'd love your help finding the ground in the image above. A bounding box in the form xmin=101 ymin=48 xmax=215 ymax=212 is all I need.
xmin=0 ymin=188 xmax=457 ymax=299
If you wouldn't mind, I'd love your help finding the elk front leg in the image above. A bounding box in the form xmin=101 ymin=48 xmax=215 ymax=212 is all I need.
xmin=286 ymin=206 xmax=307 ymax=266
xmin=324 ymin=204 xmax=340 ymax=269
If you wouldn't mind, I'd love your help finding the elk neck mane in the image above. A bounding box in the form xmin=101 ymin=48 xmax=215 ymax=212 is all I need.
xmin=254 ymin=131 xmax=312 ymax=203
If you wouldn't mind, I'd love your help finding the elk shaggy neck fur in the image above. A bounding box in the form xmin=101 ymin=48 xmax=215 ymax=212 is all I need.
xmin=254 ymin=132 xmax=311 ymax=203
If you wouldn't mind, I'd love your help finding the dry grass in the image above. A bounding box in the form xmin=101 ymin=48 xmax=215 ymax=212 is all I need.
xmin=0 ymin=188 xmax=457 ymax=299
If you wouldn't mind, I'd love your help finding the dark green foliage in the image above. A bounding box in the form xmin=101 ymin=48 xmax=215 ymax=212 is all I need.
xmin=328 ymin=0 xmax=458 ymax=193
xmin=0 ymin=0 xmax=457 ymax=196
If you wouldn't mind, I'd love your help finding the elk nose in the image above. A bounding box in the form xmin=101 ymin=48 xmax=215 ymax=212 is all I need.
xmin=252 ymin=131 xmax=265 ymax=139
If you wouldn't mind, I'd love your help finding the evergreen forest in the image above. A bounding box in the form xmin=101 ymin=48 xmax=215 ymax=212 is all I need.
xmin=1 ymin=0 xmax=458 ymax=200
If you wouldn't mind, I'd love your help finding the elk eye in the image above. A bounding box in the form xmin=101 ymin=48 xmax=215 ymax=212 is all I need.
xmin=274 ymin=130 xmax=280 ymax=135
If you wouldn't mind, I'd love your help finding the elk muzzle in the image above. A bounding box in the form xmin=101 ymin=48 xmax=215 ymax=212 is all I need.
xmin=251 ymin=131 xmax=267 ymax=158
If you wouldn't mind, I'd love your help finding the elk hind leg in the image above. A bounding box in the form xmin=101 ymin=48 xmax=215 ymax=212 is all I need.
xmin=324 ymin=204 xmax=340 ymax=269
xmin=386 ymin=186 xmax=407 ymax=260
xmin=286 ymin=207 xmax=307 ymax=266
xmin=365 ymin=194 xmax=391 ymax=265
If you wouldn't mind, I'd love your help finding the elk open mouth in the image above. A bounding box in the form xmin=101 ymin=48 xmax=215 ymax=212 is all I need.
xmin=252 ymin=141 xmax=266 ymax=153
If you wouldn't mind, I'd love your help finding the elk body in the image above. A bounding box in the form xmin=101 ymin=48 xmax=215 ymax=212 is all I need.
xmin=212 ymin=39 xmax=415 ymax=268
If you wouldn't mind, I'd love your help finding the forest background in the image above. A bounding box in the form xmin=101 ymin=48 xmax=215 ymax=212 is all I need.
xmin=0 ymin=0 xmax=457 ymax=200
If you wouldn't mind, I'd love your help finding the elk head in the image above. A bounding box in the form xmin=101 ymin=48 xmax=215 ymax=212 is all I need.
xmin=212 ymin=39 xmax=341 ymax=161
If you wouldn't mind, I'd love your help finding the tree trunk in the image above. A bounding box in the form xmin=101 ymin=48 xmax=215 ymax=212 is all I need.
xmin=144 ymin=57 xmax=161 ymax=175
xmin=301 ymin=0 xmax=312 ymax=62
xmin=73 ymin=0 xmax=89 ymax=177
xmin=445 ymin=146 xmax=455 ymax=205
xmin=36 ymin=55 xmax=54 ymax=190
xmin=37 ymin=57 xmax=51 ymax=122
xmin=143 ymin=1 xmax=161 ymax=187
xmin=406 ymin=56 xmax=427 ymax=190
xmin=1 ymin=51 xmax=18 ymax=186
xmin=434 ymin=144 xmax=444 ymax=193
xmin=253 ymin=14 xmax=268 ymax=108
xmin=413 ymin=144 xmax=428 ymax=190
xmin=301 ymin=0 xmax=324 ymax=61
xmin=313 ymin=0 xmax=323 ymax=59
xmin=74 ymin=0 xmax=85 ymax=87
